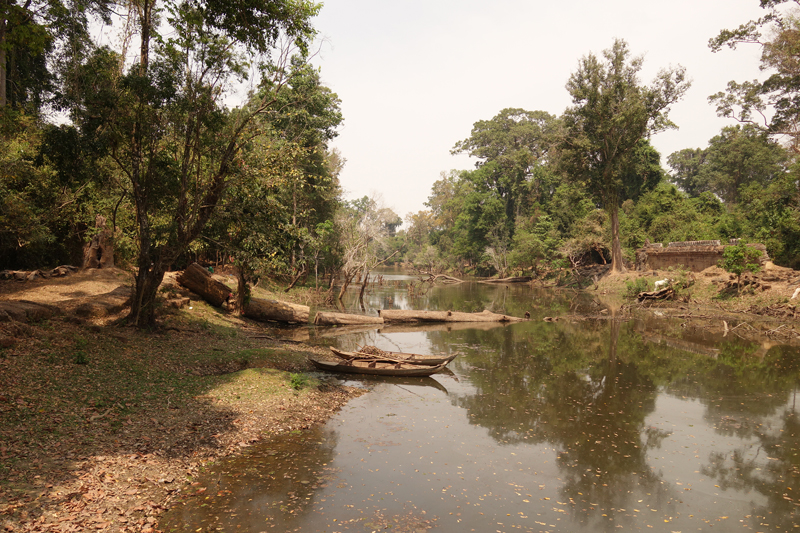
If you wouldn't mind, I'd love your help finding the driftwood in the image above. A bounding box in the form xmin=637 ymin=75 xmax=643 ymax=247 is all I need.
xmin=244 ymin=298 xmax=310 ymax=324
xmin=314 ymin=311 xmax=384 ymax=326
xmin=637 ymin=287 xmax=675 ymax=302
xmin=421 ymin=273 xmax=463 ymax=284
xmin=479 ymin=276 xmax=532 ymax=284
xmin=177 ymin=263 xmax=233 ymax=307
xmin=379 ymin=309 xmax=525 ymax=323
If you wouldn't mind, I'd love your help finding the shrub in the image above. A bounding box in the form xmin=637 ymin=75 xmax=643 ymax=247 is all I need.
xmin=289 ymin=372 xmax=309 ymax=390
xmin=625 ymin=277 xmax=650 ymax=299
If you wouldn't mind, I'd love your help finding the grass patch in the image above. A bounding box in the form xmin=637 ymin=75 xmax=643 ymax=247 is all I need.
xmin=624 ymin=277 xmax=650 ymax=299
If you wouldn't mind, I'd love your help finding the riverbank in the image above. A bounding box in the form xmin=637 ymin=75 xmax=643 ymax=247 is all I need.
xmin=2 ymin=262 xmax=799 ymax=532
xmin=0 ymin=269 xmax=364 ymax=533
xmin=590 ymin=261 xmax=800 ymax=344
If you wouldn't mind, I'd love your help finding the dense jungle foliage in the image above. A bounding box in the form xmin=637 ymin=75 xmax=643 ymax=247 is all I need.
xmin=1 ymin=0 xmax=800 ymax=325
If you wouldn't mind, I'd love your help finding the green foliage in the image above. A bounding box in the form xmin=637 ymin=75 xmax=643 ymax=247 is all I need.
xmin=507 ymin=214 xmax=562 ymax=274
xmin=625 ymin=277 xmax=650 ymax=299
xmin=0 ymin=112 xmax=130 ymax=269
xmin=732 ymin=171 xmax=800 ymax=269
xmin=289 ymin=372 xmax=309 ymax=390
xmin=452 ymin=108 xmax=558 ymax=240
xmin=622 ymin=182 xmax=724 ymax=248
xmin=560 ymin=39 xmax=689 ymax=271
xmin=710 ymin=3 xmax=800 ymax=151
xmin=668 ymin=125 xmax=788 ymax=204
xmin=719 ymin=242 xmax=763 ymax=294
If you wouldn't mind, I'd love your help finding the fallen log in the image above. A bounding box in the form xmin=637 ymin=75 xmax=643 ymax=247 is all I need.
xmin=418 ymin=273 xmax=464 ymax=284
xmin=314 ymin=311 xmax=384 ymax=326
xmin=379 ymin=309 xmax=524 ymax=323
xmin=479 ymin=276 xmax=532 ymax=284
xmin=380 ymin=321 xmax=511 ymax=334
xmin=378 ymin=310 xmax=450 ymax=323
xmin=446 ymin=310 xmax=525 ymax=323
xmin=177 ymin=263 xmax=233 ymax=307
xmin=637 ymin=287 xmax=674 ymax=302
xmin=244 ymin=298 xmax=309 ymax=324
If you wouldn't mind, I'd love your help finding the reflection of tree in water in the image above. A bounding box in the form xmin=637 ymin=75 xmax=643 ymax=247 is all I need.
xmin=161 ymin=426 xmax=340 ymax=531
xmin=419 ymin=288 xmax=800 ymax=530
xmin=699 ymin=345 xmax=800 ymax=531
xmin=450 ymin=318 xmax=677 ymax=530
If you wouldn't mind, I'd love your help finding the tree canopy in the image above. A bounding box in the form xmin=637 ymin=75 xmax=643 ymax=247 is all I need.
xmin=560 ymin=39 xmax=690 ymax=272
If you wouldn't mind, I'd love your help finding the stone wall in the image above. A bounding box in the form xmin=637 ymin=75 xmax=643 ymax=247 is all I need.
xmin=637 ymin=240 xmax=768 ymax=272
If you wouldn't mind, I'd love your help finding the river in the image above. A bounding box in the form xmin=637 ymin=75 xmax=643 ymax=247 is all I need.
xmin=161 ymin=269 xmax=800 ymax=532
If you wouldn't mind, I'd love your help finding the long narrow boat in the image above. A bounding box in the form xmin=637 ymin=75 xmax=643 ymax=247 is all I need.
xmin=330 ymin=347 xmax=458 ymax=366
xmin=309 ymin=355 xmax=448 ymax=377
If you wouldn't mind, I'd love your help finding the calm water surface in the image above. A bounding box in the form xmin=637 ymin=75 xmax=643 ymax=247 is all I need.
xmin=162 ymin=273 xmax=800 ymax=532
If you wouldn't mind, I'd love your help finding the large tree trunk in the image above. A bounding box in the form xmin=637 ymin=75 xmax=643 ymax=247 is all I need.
xmin=379 ymin=309 xmax=524 ymax=323
xmin=377 ymin=310 xmax=450 ymax=323
xmin=244 ymin=298 xmax=309 ymax=324
xmin=233 ymin=265 xmax=248 ymax=313
xmin=314 ymin=311 xmax=384 ymax=326
xmin=128 ymin=262 xmax=165 ymax=329
xmin=177 ymin=263 xmax=233 ymax=307
xmin=337 ymin=269 xmax=355 ymax=301
xmin=609 ymin=202 xmax=626 ymax=273
xmin=358 ymin=271 xmax=369 ymax=304
xmin=0 ymin=14 xmax=6 ymax=108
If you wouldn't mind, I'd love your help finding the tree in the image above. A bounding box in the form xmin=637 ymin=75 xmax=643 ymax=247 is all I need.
xmin=451 ymin=108 xmax=557 ymax=240
xmin=69 ymin=0 xmax=320 ymax=328
xmin=735 ymin=172 xmax=800 ymax=268
xmin=667 ymin=148 xmax=708 ymax=196
xmin=702 ymin=124 xmax=788 ymax=204
xmin=1 ymin=0 xmax=113 ymax=109
xmin=620 ymin=139 xmax=666 ymax=202
xmin=668 ymin=125 xmax=788 ymax=204
xmin=425 ymin=169 xmax=474 ymax=267
xmin=709 ymin=1 xmax=800 ymax=152
xmin=719 ymin=241 xmax=764 ymax=294
xmin=560 ymin=39 xmax=689 ymax=273
xmin=335 ymin=196 xmax=396 ymax=301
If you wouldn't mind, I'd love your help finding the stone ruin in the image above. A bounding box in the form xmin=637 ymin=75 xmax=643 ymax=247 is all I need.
xmin=636 ymin=239 xmax=769 ymax=272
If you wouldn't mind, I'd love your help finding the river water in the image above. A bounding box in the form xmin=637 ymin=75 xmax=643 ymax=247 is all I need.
xmin=162 ymin=270 xmax=800 ymax=532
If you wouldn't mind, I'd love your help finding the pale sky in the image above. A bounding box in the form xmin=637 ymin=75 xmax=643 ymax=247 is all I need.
xmin=309 ymin=0 xmax=768 ymax=221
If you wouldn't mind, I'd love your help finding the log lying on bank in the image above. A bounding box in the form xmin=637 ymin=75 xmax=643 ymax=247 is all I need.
xmin=0 ymin=265 xmax=78 ymax=281
xmin=177 ymin=263 xmax=233 ymax=307
xmin=379 ymin=309 xmax=525 ymax=323
xmin=244 ymin=298 xmax=310 ymax=324
xmin=479 ymin=276 xmax=532 ymax=284
xmin=637 ymin=287 xmax=674 ymax=302
xmin=378 ymin=310 xmax=450 ymax=323
xmin=314 ymin=311 xmax=384 ymax=326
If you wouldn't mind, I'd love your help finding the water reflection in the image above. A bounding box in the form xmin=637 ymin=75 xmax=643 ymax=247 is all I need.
xmin=164 ymin=280 xmax=800 ymax=532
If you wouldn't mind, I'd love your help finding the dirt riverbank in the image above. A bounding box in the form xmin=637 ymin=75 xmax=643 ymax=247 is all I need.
xmin=0 ymin=268 xmax=364 ymax=533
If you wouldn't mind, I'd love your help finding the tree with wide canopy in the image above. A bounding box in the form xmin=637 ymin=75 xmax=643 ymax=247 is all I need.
xmin=64 ymin=0 xmax=321 ymax=328
xmin=560 ymin=39 xmax=689 ymax=273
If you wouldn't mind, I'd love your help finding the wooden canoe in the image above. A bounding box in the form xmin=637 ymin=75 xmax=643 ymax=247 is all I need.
xmin=308 ymin=356 xmax=448 ymax=377
xmin=330 ymin=347 xmax=458 ymax=366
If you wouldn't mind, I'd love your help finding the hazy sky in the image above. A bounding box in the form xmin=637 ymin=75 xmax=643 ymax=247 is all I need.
xmin=309 ymin=0 xmax=768 ymax=221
